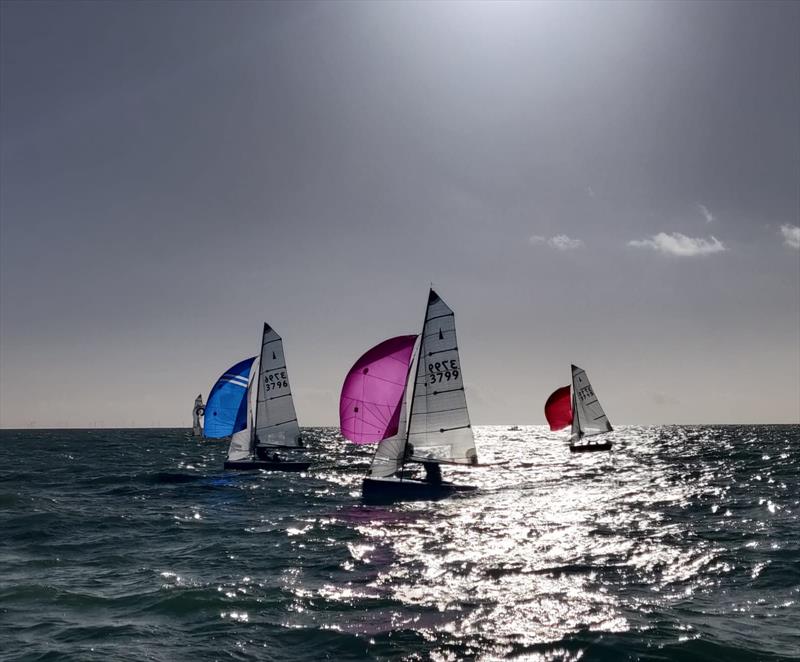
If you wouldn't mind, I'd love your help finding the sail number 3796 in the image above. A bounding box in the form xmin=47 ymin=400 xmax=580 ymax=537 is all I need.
xmin=264 ymin=371 xmax=288 ymax=391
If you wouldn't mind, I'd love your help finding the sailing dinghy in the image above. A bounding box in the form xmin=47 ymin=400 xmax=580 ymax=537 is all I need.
xmin=192 ymin=395 xmax=205 ymax=437
xmin=223 ymin=323 xmax=310 ymax=471
xmin=545 ymin=364 xmax=613 ymax=452
xmin=340 ymin=289 xmax=479 ymax=502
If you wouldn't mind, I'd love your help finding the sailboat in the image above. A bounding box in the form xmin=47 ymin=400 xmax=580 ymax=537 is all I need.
xmin=340 ymin=289 xmax=479 ymax=502
xmin=223 ymin=323 xmax=311 ymax=471
xmin=203 ymin=356 xmax=256 ymax=440
xmin=545 ymin=364 xmax=613 ymax=452
xmin=192 ymin=395 xmax=205 ymax=437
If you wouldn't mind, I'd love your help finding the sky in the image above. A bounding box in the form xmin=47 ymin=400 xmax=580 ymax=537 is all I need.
xmin=1 ymin=0 xmax=798 ymax=428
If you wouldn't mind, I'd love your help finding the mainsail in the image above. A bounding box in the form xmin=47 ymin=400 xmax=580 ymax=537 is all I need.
xmin=204 ymin=357 xmax=256 ymax=438
xmin=192 ymin=395 xmax=204 ymax=437
xmin=339 ymin=335 xmax=418 ymax=444
xmin=544 ymin=385 xmax=572 ymax=431
xmin=406 ymin=290 xmax=477 ymax=465
xmin=226 ymin=358 xmax=260 ymax=462
xmin=253 ymin=323 xmax=302 ymax=448
xmin=571 ymin=364 xmax=613 ymax=439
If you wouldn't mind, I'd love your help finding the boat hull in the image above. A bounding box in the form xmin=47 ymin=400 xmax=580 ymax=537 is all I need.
xmin=569 ymin=441 xmax=613 ymax=453
xmin=223 ymin=460 xmax=311 ymax=471
xmin=362 ymin=476 xmax=476 ymax=503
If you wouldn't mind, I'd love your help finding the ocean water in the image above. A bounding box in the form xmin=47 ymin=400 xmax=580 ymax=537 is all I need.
xmin=1 ymin=426 xmax=798 ymax=661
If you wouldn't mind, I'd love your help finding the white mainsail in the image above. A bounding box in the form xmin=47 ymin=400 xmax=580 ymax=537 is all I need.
xmin=192 ymin=394 xmax=204 ymax=437
xmin=406 ymin=290 xmax=477 ymax=465
xmin=254 ymin=323 xmax=302 ymax=448
xmin=226 ymin=358 xmax=260 ymax=461
xmin=570 ymin=364 xmax=613 ymax=439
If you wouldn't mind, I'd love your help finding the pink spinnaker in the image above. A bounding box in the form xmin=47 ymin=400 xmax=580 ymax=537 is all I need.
xmin=545 ymin=385 xmax=573 ymax=431
xmin=340 ymin=335 xmax=417 ymax=444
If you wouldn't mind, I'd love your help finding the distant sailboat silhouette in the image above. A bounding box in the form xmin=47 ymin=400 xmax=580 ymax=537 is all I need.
xmin=192 ymin=395 xmax=204 ymax=437
xmin=545 ymin=365 xmax=613 ymax=452
xmin=340 ymin=289 xmax=479 ymax=502
xmin=224 ymin=323 xmax=310 ymax=471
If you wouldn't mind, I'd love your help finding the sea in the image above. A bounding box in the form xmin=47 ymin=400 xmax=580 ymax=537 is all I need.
xmin=1 ymin=426 xmax=798 ymax=661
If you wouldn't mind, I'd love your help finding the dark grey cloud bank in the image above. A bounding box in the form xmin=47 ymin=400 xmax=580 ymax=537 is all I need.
xmin=1 ymin=1 xmax=798 ymax=427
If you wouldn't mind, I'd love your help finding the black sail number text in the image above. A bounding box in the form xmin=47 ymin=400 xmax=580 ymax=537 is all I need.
xmin=427 ymin=359 xmax=459 ymax=385
xmin=264 ymin=371 xmax=288 ymax=392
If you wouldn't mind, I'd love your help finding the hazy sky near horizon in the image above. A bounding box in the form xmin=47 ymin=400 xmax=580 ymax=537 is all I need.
xmin=1 ymin=0 xmax=798 ymax=428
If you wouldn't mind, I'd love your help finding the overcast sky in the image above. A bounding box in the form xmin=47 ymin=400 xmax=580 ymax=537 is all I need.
xmin=1 ymin=1 xmax=798 ymax=428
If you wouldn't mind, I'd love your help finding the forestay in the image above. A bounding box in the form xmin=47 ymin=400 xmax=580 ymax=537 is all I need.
xmin=227 ymin=358 xmax=260 ymax=461
xmin=204 ymin=357 xmax=256 ymax=438
xmin=254 ymin=323 xmax=302 ymax=447
xmin=571 ymin=364 xmax=613 ymax=438
xmin=406 ymin=290 xmax=477 ymax=465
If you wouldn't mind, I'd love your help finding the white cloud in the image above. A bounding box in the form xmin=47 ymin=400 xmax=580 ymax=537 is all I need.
xmin=549 ymin=234 xmax=584 ymax=250
xmin=628 ymin=232 xmax=726 ymax=257
xmin=698 ymin=203 xmax=714 ymax=223
xmin=780 ymin=224 xmax=800 ymax=250
xmin=529 ymin=234 xmax=584 ymax=250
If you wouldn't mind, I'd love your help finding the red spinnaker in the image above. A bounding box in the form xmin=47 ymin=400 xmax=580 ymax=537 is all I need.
xmin=544 ymin=385 xmax=572 ymax=431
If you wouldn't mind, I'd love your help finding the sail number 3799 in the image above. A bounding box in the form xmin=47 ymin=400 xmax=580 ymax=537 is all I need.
xmin=427 ymin=360 xmax=460 ymax=384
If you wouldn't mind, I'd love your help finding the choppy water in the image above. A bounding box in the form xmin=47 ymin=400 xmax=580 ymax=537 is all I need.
xmin=1 ymin=426 xmax=798 ymax=661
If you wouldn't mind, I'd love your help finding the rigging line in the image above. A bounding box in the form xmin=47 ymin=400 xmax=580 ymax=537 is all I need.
xmin=400 ymin=288 xmax=430 ymax=480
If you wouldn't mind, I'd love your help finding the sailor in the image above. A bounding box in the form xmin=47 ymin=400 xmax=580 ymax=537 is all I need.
xmin=422 ymin=461 xmax=442 ymax=485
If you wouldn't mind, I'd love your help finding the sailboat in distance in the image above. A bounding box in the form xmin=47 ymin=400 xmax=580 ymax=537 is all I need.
xmin=340 ymin=289 xmax=479 ymax=502
xmin=545 ymin=364 xmax=613 ymax=452
xmin=223 ymin=323 xmax=311 ymax=471
xmin=192 ymin=395 xmax=205 ymax=437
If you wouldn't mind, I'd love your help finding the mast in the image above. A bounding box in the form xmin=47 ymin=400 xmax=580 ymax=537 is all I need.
xmin=398 ymin=289 xmax=432 ymax=476
xmin=252 ymin=323 xmax=267 ymax=452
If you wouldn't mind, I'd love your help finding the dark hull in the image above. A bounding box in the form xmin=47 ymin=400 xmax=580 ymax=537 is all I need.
xmin=223 ymin=460 xmax=311 ymax=471
xmin=362 ymin=477 xmax=476 ymax=504
xmin=569 ymin=441 xmax=613 ymax=453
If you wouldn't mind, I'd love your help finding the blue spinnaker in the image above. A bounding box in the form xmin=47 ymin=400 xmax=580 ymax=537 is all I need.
xmin=203 ymin=357 xmax=256 ymax=438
